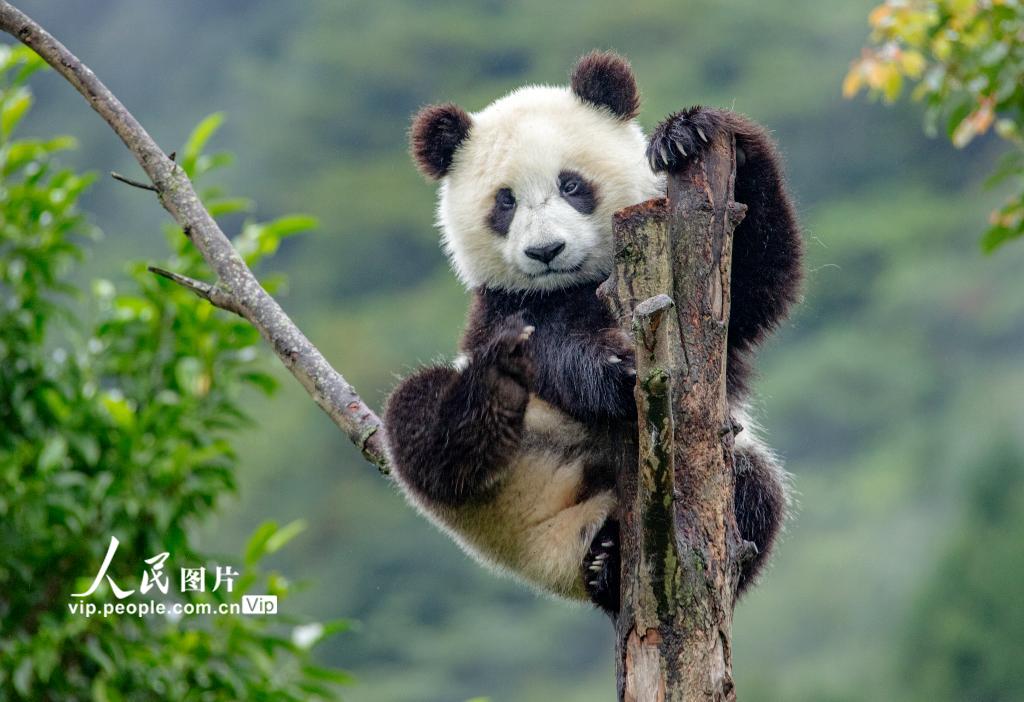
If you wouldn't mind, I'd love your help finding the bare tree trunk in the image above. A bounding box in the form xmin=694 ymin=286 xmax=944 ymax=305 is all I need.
xmin=0 ymin=4 xmax=749 ymax=697
xmin=600 ymin=134 xmax=748 ymax=701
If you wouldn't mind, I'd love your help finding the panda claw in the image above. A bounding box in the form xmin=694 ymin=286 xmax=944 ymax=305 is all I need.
xmin=659 ymin=144 xmax=670 ymax=167
xmin=673 ymin=138 xmax=687 ymax=158
xmin=582 ymin=520 xmax=620 ymax=615
xmin=519 ymin=325 xmax=535 ymax=340
xmin=608 ymin=355 xmax=622 ymax=364
xmin=696 ymin=126 xmax=708 ymax=143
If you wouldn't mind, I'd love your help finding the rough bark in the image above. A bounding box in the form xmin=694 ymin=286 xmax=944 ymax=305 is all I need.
xmin=599 ymin=135 xmax=747 ymax=700
xmin=0 ymin=1 xmax=388 ymax=471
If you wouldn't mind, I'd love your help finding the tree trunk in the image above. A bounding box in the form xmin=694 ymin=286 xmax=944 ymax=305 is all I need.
xmin=600 ymin=133 xmax=748 ymax=701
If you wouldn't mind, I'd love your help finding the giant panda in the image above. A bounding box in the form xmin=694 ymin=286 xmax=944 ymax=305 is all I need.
xmin=384 ymin=51 xmax=802 ymax=614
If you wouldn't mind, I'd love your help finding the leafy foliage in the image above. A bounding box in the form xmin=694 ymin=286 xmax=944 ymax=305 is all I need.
xmin=0 ymin=48 xmax=348 ymax=700
xmin=846 ymin=0 xmax=1024 ymax=250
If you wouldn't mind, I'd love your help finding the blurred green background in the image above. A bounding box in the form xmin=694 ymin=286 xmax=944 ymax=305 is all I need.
xmin=14 ymin=0 xmax=1024 ymax=699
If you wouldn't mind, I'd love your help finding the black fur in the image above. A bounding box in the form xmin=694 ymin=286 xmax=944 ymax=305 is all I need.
xmin=734 ymin=445 xmax=787 ymax=595
xmin=558 ymin=170 xmax=598 ymax=215
xmin=384 ymin=315 xmax=533 ymax=505
xmin=570 ymin=51 xmax=641 ymax=120
xmin=488 ymin=188 xmax=517 ymax=236
xmin=464 ymin=284 xmax=637 ymax=423
xmin=647 ymin=106 xmax=803 ymax=396
xmin=410 ymin=103 xmax=472 ymax=180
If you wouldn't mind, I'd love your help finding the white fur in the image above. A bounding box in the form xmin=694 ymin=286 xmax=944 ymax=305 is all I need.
xmin=733 ymin=403 xmax=793 ymax=513
xmin=436 ymin=85 xmax=663 ymax=291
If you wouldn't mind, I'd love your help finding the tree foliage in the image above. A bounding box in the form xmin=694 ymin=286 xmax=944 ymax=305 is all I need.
xmin=0 ymin=48 xmax=349 ymax=701
xmin=846 ymin=0 xmax=1024 ymax=250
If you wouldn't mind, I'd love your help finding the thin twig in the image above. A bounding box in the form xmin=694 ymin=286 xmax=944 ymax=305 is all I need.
xmin=111 ymin=171 xmax=158 ymax=192
xmin=147 ymin=266 xmax=246 ymax=318
xmin=0 ymin=1 xmax=389 ymax=472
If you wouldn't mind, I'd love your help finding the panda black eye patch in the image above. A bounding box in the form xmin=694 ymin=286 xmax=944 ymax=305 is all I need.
xmin=557 ymin=170 xmax=597 ymax=215
xmin=488 ymin=187 xmax=517 ymax=236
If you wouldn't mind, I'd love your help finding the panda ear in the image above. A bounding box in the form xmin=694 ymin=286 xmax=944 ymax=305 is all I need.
xmin=410 ymin=103 xmax=472 ymax=180
xmin=570 ymin=51 xmax=640 ymax=120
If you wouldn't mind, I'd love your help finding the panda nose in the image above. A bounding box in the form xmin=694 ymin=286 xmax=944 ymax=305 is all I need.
xmin=524 ymin=241 xmax=565 ymax=264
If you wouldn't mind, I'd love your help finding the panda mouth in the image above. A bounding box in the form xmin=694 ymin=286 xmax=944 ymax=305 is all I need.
xmin=526 ymin=261 xmax=586 ymax=278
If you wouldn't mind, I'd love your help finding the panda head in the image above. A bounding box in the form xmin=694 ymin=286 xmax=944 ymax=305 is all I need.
xmin=410 ymin=51 xmax=662 ymax=292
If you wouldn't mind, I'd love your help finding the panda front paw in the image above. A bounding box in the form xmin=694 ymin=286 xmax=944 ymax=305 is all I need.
xmin=476 ymin=314 xmax=536 ymax=411
xmin=582 ymin=519 xmax=620 ymax=616
xmin=646 ymin=106 xmax=720 ymax=173
xmin=602 ymin=327 xmax=636 ymax=376
xmin=600 ymin=328 xmax=637 ymax=417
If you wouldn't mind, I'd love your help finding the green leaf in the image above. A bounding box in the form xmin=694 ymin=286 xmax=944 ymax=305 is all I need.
xmin=946 ymin=100 xmax=974 ymax=141
xmin=37 ymin=435 xmax=68 ymax=472
xmin=100 ymin=391 xmax=136 ymax=429
xmin=981 ymin=223 xmax=1023 ymax=253
xmin=10 ymin=46 xmax=46 ymax=85
xmin=319 ymin=617 xmax=354 ymax=638
xmin=175 ymin=357 xmax=208 ymax=396
xmin=983 ymin=151 xmax=1024 ymax=189
xmin=70 ymin=433 xmax=101 ymax=467
xmin=91 ymin=675 xmax=124 ymax=702
xmin=265 ymin=519 xmax=307 ymax=555
xmin=244 ymin=520 xmax=279 ymax=565
xmin=264 ymin=215 xmax=319 ymax=239
xmin=39 ymin=386 xmax=71 ymax=422
xmin=207 ymin=197 xmax=254 ymax=217
xmin=32 ymin=643 xmax=58 ymax=683
xmin=182 ymin=112 xmax=226 ymax=178
xmin=300 ymin=664 xmax=355 ymax=685
xmin=2 ymin=86 xmax=33 ymax=138
xmin=240 ymin=371 xmax=278 ymax=395
xmin=12 ymin=658 xmax=32 ymax=696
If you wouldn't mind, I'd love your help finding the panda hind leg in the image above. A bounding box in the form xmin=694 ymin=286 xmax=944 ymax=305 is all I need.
xmin=734 ymin=444 xmax=788 ymax=595
xmin=580 ymin=444 xmax=786 ymax=614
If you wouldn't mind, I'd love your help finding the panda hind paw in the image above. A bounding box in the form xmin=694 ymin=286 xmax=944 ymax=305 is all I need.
xmin=582 ymin=519 xmax=620 ymax=616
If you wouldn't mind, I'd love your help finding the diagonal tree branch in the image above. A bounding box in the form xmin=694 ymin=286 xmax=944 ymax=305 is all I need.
xmin=0 ymin=1 xmax=388 ymax=471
